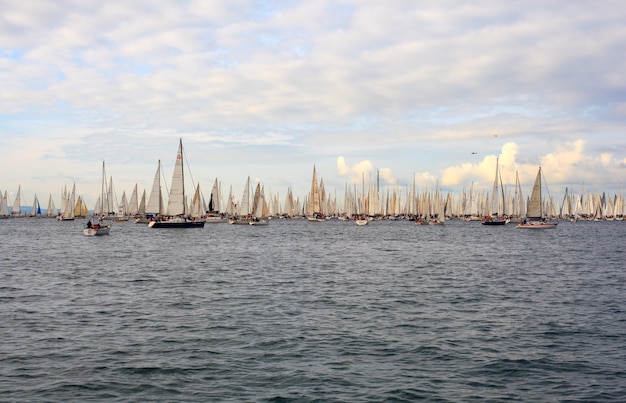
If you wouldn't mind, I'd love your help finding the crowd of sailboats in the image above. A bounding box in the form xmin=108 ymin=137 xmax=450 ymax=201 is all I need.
xmin=2 ymin=143 xmax=624 ymax=230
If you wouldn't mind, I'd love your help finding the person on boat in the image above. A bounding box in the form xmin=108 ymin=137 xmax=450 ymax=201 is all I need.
xmin=87 ymin=220 xmax=92 ymax=228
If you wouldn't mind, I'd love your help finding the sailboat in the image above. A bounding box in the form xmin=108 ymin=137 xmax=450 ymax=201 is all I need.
xmin=482 ymin=157 xmax=507 ymax=225
xmin=45 ymin=194 xmax=57 ymax=218
xmin=428 ymin=180 xmax=445 ymax=225
xmin=136 ymin=189 xmax=147 ymax=219
xmin=229 ymin=176 xmax=252 ymax=224
xmin=355 ymin=216 xmax=369 ymax=225
xmin=0 ymin=190 xmax=10 ymax=218
xmin=127 ymin=184 xmax=139 ymax=217
xmin=30 ymin=194 xmax=42 ymax=217
xmin=148 ymin=139 xmax=205 ymax=228
xmin=249 ymin=183 xmax=270 ymax=225
xmin=307 ymin=165 xmax=325 ymax=221
xmin=84 ymin=161 xmax=112 ymax=236
xmin=206 ymin=178 xmax=227 ymax=222
xmin=11 ymin=185 xmax=23 ymax=216
xmin=58 ymin=184 xmax=76 ymax=221
xmin=74 ymin=195 xmax=89 ymax=218
xmin=516 ymin=167 xmax=558 ymax=229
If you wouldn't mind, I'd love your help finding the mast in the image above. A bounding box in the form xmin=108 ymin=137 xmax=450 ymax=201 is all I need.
xmin=489 ymin=157 xmax=500 ymax=216
xmin=100 ymin=161 xmax=106 ymax=218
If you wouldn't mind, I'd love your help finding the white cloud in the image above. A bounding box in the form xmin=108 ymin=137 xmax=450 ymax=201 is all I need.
xmin=441 ymin=140 xmax=626 ymax=195
xmin=337 ymin=156 xmax=395 ymax=186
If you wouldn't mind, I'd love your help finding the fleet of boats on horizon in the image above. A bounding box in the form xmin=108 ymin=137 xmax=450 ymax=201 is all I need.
xmin=1 ymin=139 xmax=624 ymax=234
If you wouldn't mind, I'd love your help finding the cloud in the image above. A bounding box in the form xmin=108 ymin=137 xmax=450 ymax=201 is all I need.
xmin=4 ymin=0 xmax=625 ymax=125
xmin=441 ymin=143 xmax=520 ymax=187
xmin=378 ymin=168 xmax=396 ymax=185
xmin=337 ymin=156 xmax=395 ymax=185
xmin=441 ymin=140 xmax=626 ymax=194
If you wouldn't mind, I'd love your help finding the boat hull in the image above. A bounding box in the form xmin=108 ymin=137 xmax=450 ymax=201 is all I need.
xmin=249 ymin=219 xmax=269 ymax=226
xmin=206 ymin=216 xmax=228 ymax=223
xmin=515 ymin=221 xmax=558 ymax=229
xmin=229 ymin=217 xmax=250 ymax=225
xmin=148 ymin=219 xmax=205 ymax=228
xmin=83 ymin=226 xmax=111 ymax=236
xmin=481 ymin=220 xmax=506 ymax=225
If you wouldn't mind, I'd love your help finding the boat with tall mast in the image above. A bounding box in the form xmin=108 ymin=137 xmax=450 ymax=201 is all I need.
xmin=516 ymin=167 xmax=557 ymax=229
xmin=307 ymin=165 xmax=325 ymax=221
xmin=58 ymin=184 xmax=76 ymax=221
xmin=482 ymin=157 xmax=507 ymax=225
xmin=205 ymin=178 xmax=227 ymax=222
xmin=229 ymin=176 xmax=252 ymax=224
xmin=149 ymin=139 xmax=205 ymax=228
xmin=84 ymin=161 xmax=112 ymax=236
xmin=0 ymin=190 xmax=10 ymax=218
xmin=45 ymin=194 xmax=57 ymax=218
xmin=248 ymin=183 xmax=270 ymax=225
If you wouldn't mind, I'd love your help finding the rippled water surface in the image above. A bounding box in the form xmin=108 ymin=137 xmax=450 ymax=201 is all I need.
xmin=1 ymin=218 xmax=625 ymax=401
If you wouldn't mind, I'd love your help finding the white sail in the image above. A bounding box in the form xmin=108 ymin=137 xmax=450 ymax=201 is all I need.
xmin=62 ymin=184 xmax=76 ymax=219
xmin=46 ymin=194 xmax=56 ymax=217
xmin=226 ymin=185 xmax=234 ymax=216
xmin=127 ymin=184 xmax=139 ymax=215
xmin=489 ymin=158 xmax=501 ymax=216
xmin=527 ymin=167 xmax=543 ymax=218
xmin=238 ymin=176 xmax=251 ymax=216
xmin=249 ymin=185 xmax=270 ymax=225
xmin=59 ymin=186 xmax=66 ymax=218
xmin=251 ymin=183 xmax=261 ymax=217
xmin=11 ymin=185 xmax=21 ymax=215
xmin=516 ymin=166 xmax=557 ymax=228
xmin=137 ymin=189 xmax=147 ymax=215
xmin=189 ymin=184 xmax=205 ymax=218
xmin=308 ymin=166 xmax=321 ymax=215
xmin=251 ymin=184 xmax=267 ymax=218
xmin=166 ymin=139 xmax=186 ymax=216
xmin=145 ymin=160 xmax=164 ymax=215
xmin=106 ymin=177 xmax=115 ymax=216
xmin=30 ymin=194 xmax=40 ymax=216
xmin=0 ymin=191 xmax=9 ymax=217
xmin=208 ymin=178 xmax=221 ymax=213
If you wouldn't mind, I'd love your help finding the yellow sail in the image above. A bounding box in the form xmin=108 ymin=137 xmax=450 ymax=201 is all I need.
xmin=74 ymin=196 xmax=89 ymax=217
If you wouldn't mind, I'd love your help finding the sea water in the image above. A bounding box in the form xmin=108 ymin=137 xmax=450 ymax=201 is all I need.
xmin=1 ymin=218 xmax=625 ymax=401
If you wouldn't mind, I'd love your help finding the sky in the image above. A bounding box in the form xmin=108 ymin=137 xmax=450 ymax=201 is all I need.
xmin=1 ymin=0 xmax=625 ymax=209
